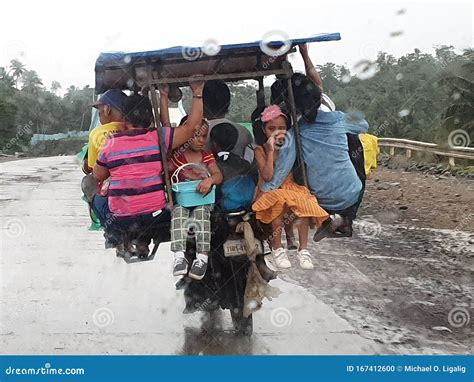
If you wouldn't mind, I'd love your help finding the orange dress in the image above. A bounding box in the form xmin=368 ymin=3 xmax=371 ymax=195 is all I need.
xmin=252 ymin=146 xmax=329 ymax=225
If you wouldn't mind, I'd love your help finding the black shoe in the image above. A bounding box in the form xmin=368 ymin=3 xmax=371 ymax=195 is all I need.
xmin=256 ymin=255 xmax=277 ymax=282
xmin=173 ymin=257 xmax=188 ymax=276
xmin=116 ymin=244 xmax=131 ymax=260
xmin=313 ymin=216 xmax=352 ymax=242
xmin=136 ymin=243 xmax=149 ymax=259
xmin=175 ymin=277 xmax=189 ymax=290
xmin=188 ymin=258 xmax=207 ymax=280
xmin=115 ymin=244 xmax=126 ymax=257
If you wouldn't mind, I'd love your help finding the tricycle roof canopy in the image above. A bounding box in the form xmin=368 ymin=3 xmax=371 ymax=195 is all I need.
xmin=94 ymin=33 xmax=341 ymax=94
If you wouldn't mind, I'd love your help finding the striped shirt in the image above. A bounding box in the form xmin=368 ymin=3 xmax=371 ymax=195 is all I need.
xmin=169 ymin=150 xmax=216 ymax=182
xmin=97 ymin=128 xmax=174 ymax=217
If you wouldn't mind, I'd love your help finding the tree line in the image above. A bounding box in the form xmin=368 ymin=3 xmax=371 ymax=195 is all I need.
xmin=0 ymin=45 xmax=472 ymax=153
xmin=0 ymin=59 xmax=94 ymax=152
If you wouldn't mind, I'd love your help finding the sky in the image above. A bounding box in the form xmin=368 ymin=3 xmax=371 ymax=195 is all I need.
xmin=0 ymin=0 xmax=472 ymax=92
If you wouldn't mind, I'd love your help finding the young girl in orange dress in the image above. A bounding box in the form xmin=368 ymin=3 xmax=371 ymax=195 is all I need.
xmin=252 ymin=105 xmax=329 ymax=270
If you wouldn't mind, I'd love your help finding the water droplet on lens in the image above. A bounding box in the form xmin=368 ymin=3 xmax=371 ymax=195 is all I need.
xmin=398 ymin=109 xmax=410 ymax=117
xmin=202 ymin=39 xmax=221 ymax=56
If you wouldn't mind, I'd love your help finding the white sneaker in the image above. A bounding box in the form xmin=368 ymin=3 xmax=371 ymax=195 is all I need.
xmin=297 ymin=249 xmax=314 ymax=270
xmin=271 ymin=247 xmax=291 ymax=269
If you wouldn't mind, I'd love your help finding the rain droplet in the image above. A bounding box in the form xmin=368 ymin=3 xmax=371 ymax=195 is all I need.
xmin=396 ymin=73 xmax=403 ymax=81
xmin=341 ymin=74 xmax=351 ymax=83
xmin=126 ymin=79 xmax=134 ymax=88
xmin=202 ymin=39 xmax=221 ymax=56
xmin=353 ymin=60 xmax=379 ymax=80
xmin=259 ymin=30 xmax=291 ymax=57
xmin=396 ymin=8 xmax=406 ymax=15
xmin=390 ymin=31 xmax=404 ymax=37
xmin=123 ymin=55 xmax=131 ymax=64
xmin=398 ymin=109 xmax=410 ymax=117
xmin=452 ymin=92 xmax=461 ymax=100
xmin=454 ymin=118 xmax=460 ymax=125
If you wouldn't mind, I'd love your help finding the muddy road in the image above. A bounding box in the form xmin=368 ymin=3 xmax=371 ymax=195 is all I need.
xmin=0 ymin=157 xmax=471 ymax=354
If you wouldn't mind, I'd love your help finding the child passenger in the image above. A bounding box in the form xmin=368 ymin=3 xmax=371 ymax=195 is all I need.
xmin=252 ymin=105 xmax=329 ymax=270
xmin=169 ymin=119 xmax=223 ymax=280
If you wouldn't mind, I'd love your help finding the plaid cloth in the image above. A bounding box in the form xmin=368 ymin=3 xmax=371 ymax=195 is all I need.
xmin=170 ymin=205 xmax=212 ymax=253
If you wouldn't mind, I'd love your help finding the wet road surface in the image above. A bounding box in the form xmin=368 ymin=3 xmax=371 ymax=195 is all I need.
xmin=0 ymin=157 xmax=382 ymax=355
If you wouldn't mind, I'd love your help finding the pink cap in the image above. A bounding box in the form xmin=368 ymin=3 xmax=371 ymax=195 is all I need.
xmin=261 ymin=105 xmax=287 ymax=123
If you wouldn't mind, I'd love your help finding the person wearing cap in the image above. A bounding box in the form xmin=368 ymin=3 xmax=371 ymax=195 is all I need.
xmin=80 ymin=89 xmax=128 ymax=229
xmin=83 ymin=89 xmax=128 ymax=174
xmin=252 ymin=104 xmax=329 ymax=271
xmin=93 ymin=78 xmax=206 ymax=258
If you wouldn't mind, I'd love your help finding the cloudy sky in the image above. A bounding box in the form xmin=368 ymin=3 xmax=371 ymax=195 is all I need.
xmin=0 ymin=0 xmax=472 ymax=91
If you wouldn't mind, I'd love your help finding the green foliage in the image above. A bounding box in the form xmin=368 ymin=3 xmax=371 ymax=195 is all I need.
xmin=1 ymin=48 xmax=472 ymax=154
xmin=0 ymin=60 xmax=94 ymax=153
xmin=324 ymin=46 xmax=473 ymax=145
xmin=436 ymin=49 xmax=473 ymax=145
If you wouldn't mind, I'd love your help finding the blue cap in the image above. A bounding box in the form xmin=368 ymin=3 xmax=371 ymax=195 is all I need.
xmin=92 ymin=89 xmax=127 ymax=113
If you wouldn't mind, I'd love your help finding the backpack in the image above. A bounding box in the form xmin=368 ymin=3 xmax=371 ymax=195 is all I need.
xmin=218 ymin=175 xmax=256 ymax=212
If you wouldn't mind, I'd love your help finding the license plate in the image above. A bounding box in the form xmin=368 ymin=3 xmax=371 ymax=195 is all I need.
xmin=223 ymin=239 xmax=263 ymax=257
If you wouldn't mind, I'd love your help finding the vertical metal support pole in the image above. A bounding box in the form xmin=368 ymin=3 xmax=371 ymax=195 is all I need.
xmin=256 ymin=77 xmax=265 ymax=108
xmin=149 ymin=84 xmax=174 ymax=208
xmin=286 ymin=77 xmax=309 ymax=188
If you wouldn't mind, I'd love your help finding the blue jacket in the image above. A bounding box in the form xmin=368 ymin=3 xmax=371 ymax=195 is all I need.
xmin=262 ymin=111 xmax=369 ymax=211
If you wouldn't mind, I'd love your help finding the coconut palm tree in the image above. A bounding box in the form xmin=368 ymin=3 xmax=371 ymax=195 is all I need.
xmin=51 ymin=80 xmax=62 ymax=95
xmin=0 ymin=67 xmax=15 ymax=89
xmin=9 ymin=59 xmax=26 ymax=88
xmin=21 ymin=70 xmax=43 ymax=93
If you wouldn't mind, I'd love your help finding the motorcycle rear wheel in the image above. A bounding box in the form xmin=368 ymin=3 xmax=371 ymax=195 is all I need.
xmin=230 ymin=308 xmax=253 ymax=336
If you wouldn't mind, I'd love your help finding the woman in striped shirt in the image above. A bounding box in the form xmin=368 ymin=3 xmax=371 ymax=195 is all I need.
xmin=93 ymin=79 xmax=205 ymax=257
